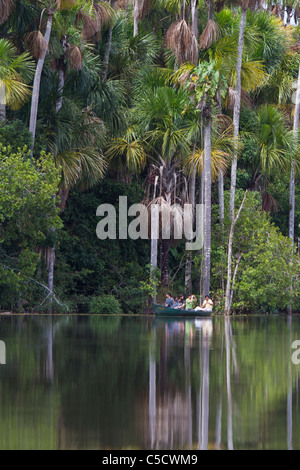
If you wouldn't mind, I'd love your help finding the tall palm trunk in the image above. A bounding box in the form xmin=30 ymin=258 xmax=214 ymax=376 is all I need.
xmin=218 ymin=170 xmax=224 ymax=223
xmin=191 ymin=0 xmax=198 ymax=36
xmin=55 ymin=69 xmax=64 ymax=113
xmin=229 ymin=6 xmax=247 ymax=219
xmin=150 ymin=176 xmax=159 ymax=302
xmin=133 ymin=0 xmax=139 ymax=37
xmin=0 ymin=103 xmax=5 ymax=121
xmin=29 ymin=10 xmax=54 ymax=155
xmin=289 ymin=61 xmax=300 ymax=242
xmin=101 ymin=0 xmax=115 ymax=81
xmin=161 ymin=238 xmax=170 ymax=286
xmin=101 ymin=26 xmax=113 ymax=81
xmin=185 ymin=155 xmax=196 ymax=295
xmin=202 ymin=114 xmax=212 ymax=296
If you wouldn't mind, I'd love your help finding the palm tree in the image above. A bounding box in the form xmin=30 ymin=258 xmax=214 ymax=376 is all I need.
xmin=244 ymin=104 xmax=299 ymax=212
xmin=106 ymin=80 xmax=192 ymax=286
xmin=28 ymin=5 xmax=55 ymax=155
xmin=165 ymin=18 xmax=198 ymax=66
xmin=41 ymin=102 xmax=107 ymax=311
xmin=29 ymin=0 xmax=113 ymax=155
xmin=173 ymin=59 xmax=229 ymax=296
xmin=0 ymin=38 xmax=35 ymax=121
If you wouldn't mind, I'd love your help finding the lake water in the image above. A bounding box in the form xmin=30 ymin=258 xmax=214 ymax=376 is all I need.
xmin=0 ymin=314 xmax=300 ymax=450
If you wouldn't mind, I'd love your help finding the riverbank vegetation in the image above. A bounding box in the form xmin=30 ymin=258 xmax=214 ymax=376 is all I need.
xmin=0 ymin=0 xmax=299 ymax=314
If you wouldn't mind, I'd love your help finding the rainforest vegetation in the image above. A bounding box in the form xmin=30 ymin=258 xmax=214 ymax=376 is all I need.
xmin=0 ymin=0 xmax=299 ymax=314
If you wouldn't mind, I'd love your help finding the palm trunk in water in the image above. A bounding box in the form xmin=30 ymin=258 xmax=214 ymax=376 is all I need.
xmin=202 ymin=115 xmax=211 ymax=297
xmin=29 ymin=10 xmax=54 ymax=155
xmin=229 ymin=7 xmax=247 ymax=219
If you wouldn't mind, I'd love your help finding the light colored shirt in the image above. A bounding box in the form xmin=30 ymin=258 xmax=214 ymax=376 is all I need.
xmin=201 ymin=299 xmax=213 ymax=311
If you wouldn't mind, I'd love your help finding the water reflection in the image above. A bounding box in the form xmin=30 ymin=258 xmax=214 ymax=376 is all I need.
xmin=0 ymin=314 xmax=300 ymax=449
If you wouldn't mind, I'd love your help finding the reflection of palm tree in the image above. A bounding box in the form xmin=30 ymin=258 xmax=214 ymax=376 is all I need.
xmin=224 ymin=316 xmax=233 ymax=450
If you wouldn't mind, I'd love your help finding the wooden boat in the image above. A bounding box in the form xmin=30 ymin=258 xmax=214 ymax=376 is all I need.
xmin=152 ymin=303 xmax=212 ymax=317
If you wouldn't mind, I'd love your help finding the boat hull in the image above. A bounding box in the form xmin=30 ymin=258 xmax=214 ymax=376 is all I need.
xmin=152 ymin=303 xmax=212 ymax=317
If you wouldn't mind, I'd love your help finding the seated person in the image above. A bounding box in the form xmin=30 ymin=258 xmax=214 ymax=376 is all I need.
xmin=195 ymin=295 xmax=213 ymax=312
xmin=177 ymin=295 xmax=186 ymax=309
xmin=173 ymin=296 xmax=180 ymax=308
xmin=185 ymin=295 xmax=197 ymax=310
xmin=165 ymin=293 xmax=175 ymax=308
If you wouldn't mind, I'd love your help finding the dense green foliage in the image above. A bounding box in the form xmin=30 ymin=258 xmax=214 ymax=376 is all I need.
xmin=0 ymin=146 xmax=61 ymax=311
xmin=0 ymin=1 xmax=299 ymax=313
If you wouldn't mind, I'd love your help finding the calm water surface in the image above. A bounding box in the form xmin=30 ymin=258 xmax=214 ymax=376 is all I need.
xmin=0 ymin=314 xmax=300 ymax=450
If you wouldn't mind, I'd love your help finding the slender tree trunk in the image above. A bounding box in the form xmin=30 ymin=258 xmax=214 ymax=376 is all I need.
xmin=224 ymin=191 xmax=247 ymax=315
xmin=185 ymin=252 xmax=193 ymax=296
xmin=191 ymin=0 xmax=198 ymax=37
xmin=101 ymin=0 xmax=115 ymax=81
xmin=200 ymin=332 xmax=210 ymax=449
xmin=288 ymin=61 xmax=300 ymax=314
xmin=181 ymin=0 xmax=186 ymax=21
xmin=161 ymin=238 xmax=170 ymax=286
xmin=208 ymin=0 xmax=214 ymax=21
xmin=149 ymin=331 xmax=156 ymax=449
xmin=225 ymin=317 xmax=233 ymax=449
xmin=150 ymin=176 xmax=159 ymax=302
xmin=0 ymin=103 xmax=6 ymax=122
xmin=229 ymin=7 xmax=247 ymax=219
xmin=133 ymin=0 xmax=139 ymax=37
xmin=47 ymin=246 xmax=55 ymax=313
xmin=101 ymin=26 xmax=113 ymax=81
xmin=0 ymin=79 xmax=5 ymax=121
xmin=29 ymin=10 xmax=54 ymax=155
xmin=185 ymin=162 xmax=196 ymax=295
xmin=218 ymin=169 xmax=224 ymax=223
xmin=55 ymin=69 xmax=64 ymax=114
xmin=202 ymin=114 xmax=212 ymax=296
xmin=289 ymin=61 xmax=300 ymax=242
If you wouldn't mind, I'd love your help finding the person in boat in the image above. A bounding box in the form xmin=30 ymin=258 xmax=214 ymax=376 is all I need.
xmin=185 ymin=294 xmax=197 ymax=310
xmin=173 ymin=296 xmax=180 ymax=308
xmin=177 ymin=295 xmax=186 ymax=309
xmin=165 ymin=293 xmax=175 ymax=308
xmin=195 ymin=295 xmax=213 ymax=312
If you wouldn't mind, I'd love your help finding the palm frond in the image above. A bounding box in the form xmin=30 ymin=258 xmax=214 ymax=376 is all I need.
xmin=199 ymin=19 xmax=220 ymax=50
xmin=56 ymin=147 xmax=107 ymax=190
xmin=105 ymin=135 xmax=147 ymax=173
xmin=165 ymin=19 xmax=198 ymax=66
xmin=26 ymin=31 xmax=48 ymax=59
